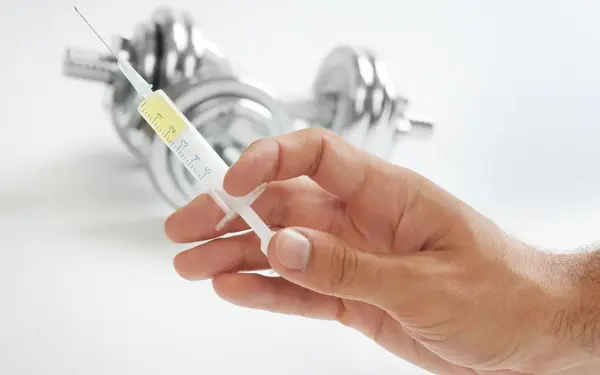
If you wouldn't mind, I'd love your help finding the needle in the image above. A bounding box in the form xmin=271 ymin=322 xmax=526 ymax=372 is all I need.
xmin=73 ymin=6 xmax=118 ymax=59
xmin=73 ymin=5 xmax=152 ymax=96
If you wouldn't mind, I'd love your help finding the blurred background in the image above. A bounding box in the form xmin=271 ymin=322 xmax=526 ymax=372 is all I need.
xmin=1 ymin=0 xmax=600 ymax=374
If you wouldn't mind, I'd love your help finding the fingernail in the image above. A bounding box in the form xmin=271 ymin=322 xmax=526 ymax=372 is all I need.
xmin=276 ymin=229 xmax=310 ymax=271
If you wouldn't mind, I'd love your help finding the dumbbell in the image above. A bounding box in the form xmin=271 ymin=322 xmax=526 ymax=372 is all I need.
xmin=282 ymin=45 xmax=434 ymax=160
xmin=63 ymin=7 xmax=433 ymax=208
xmin=62 ymin=7 xmax=295 ymax=208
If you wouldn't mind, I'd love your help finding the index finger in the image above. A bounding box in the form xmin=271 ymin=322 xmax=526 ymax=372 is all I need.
xmin=223 ymin=128 xmax=420 ymax=212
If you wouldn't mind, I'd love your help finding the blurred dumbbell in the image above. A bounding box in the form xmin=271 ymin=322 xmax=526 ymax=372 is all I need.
xmin=142 ymin=75 xmax=293 ymax=208
xmin=283 ymin=45 xmax=434 ymax=160
xmin=62 ymin=7 xmax=295 ymax=208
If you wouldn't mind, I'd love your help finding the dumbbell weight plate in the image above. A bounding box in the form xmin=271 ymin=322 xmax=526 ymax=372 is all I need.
xmin=165 ymin=96 xmax=242 ymax=202
xmin=109 ymin=30 xmax=158 ymax=160
xmin=359 ymin=51 xmax=402 ymax=159
xmin=144 ymin=75 xmax=295 ymax=209
xmin=312 ymin=45 xmax=375 ymax=148
xmin=311 ymin=45 xmax=403 ymax=159
xmin=108 ymin=7 xmax=233 ymax=163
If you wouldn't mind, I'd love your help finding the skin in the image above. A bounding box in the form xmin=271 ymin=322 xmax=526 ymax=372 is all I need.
xmin=164 ymin=128 xmax=600 ymax=375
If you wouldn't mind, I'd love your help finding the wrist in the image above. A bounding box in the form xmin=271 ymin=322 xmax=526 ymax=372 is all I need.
xmin=500 ymin=244 xmax=600 ymax=374
xmin=548 ymin=359 xmax=600 ymax=375
xmin=537 ymin=249 xmax=600 ymax=372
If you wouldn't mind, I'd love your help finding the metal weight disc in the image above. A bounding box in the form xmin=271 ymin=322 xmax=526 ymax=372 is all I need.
xmin=144 ymin=76 xmax=295 ymax=209
xmin=165 ymin=96 xmax=241 ymax=202
xmin=109 ymin=30 xmax=157 ymax=160
xmin=151 ymin=7 xmax=232 ymax=87
xmin=358 ymin=51 xmax=402 ymax=159
xmin=311 ymin=45 xmax=375 ymax=148
xmin=312 ymin=45 xmax=403 ymax=159
xmin=108 ymin=7 xmax=233 ymax=162
xmin=165 ymin=97 xmax=274 ymax=203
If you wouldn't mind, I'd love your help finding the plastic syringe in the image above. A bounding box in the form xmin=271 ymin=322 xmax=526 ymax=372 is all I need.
xmin=74 ymin=7 xmax=274 ymax=254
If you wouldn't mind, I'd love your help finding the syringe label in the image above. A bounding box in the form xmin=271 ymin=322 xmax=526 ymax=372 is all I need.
xmin=138 ymin=94 xmax=186 ymax=143
xmin=138 ymin=91 xmax=213 ymax=181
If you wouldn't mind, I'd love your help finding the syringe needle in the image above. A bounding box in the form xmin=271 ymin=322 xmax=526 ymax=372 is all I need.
xmin=73 ymin=5 xmax=152 ymax=97
xmin=73 ymin=6 xmax=118 ymax=59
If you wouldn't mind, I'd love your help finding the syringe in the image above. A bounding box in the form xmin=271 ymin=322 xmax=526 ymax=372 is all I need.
xmin=74 ymin=7 xmax=275 ymax=254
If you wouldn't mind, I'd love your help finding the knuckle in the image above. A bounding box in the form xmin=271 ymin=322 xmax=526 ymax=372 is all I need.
xmin=298 ymin=128 xmax=341 ymax=149
xmin=299 ymin=127 xmax=335 ymax=138
xmin=243 ymin=137 xmax=269 ymax=155
xmin=327 ymin=240 xmax=359 ymax=291
xmin=245 ymin=137 xmax=261 ymax=149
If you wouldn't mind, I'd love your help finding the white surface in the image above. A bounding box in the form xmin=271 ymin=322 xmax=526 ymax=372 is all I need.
xmin=2 ymin=1 xmax=600 ymax=374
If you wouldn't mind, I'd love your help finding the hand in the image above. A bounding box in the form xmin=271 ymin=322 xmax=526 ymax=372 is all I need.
xmin=164 ymin=129 xmax=598 ymax=374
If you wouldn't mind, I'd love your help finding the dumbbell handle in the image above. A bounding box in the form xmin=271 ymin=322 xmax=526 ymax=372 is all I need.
xmin=283 ymin=97 xmax=434 ymax=137
xmin=283 ymin=97 xmax=334 ymax=125
xmin=63 ymin=47 xmax=119 ymax=84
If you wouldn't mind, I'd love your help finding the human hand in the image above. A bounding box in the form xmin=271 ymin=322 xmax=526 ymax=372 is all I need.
xmin=165 ymin=129 xmax=599 ymax=375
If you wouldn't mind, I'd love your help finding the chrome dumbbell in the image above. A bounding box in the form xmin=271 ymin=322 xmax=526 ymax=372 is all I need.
xmin=63 ymin=6 xmax=234 ymax=162
xmin=283 ymin=45 xmax=434 ymax=160
xmin=62 ymin=7 xmax=295 ymax=208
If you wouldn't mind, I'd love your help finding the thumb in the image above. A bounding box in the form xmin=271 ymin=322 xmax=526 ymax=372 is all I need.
xmin=267 ymin=227 xmax=417 ymax=307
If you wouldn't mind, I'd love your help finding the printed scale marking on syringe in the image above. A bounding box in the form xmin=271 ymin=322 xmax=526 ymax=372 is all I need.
xmin=139 ymin=99 xmax=211 ymax=181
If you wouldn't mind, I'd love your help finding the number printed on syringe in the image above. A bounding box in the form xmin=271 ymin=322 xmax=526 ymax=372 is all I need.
xmin=171 ymin=139 xmax=211 ymax=180
xmin=139 ymin=100 xmax=211 ymax=181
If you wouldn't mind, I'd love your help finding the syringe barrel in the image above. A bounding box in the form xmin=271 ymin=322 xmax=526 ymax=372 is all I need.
xmin=138 ymin=89 xmax=229 ymax=185
xmin=137 ymin=89 xmax=273 ymax=252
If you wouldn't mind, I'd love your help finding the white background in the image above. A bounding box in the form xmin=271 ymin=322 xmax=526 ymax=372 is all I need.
xmin=2 ymin=1 xmax=600 ymax=374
